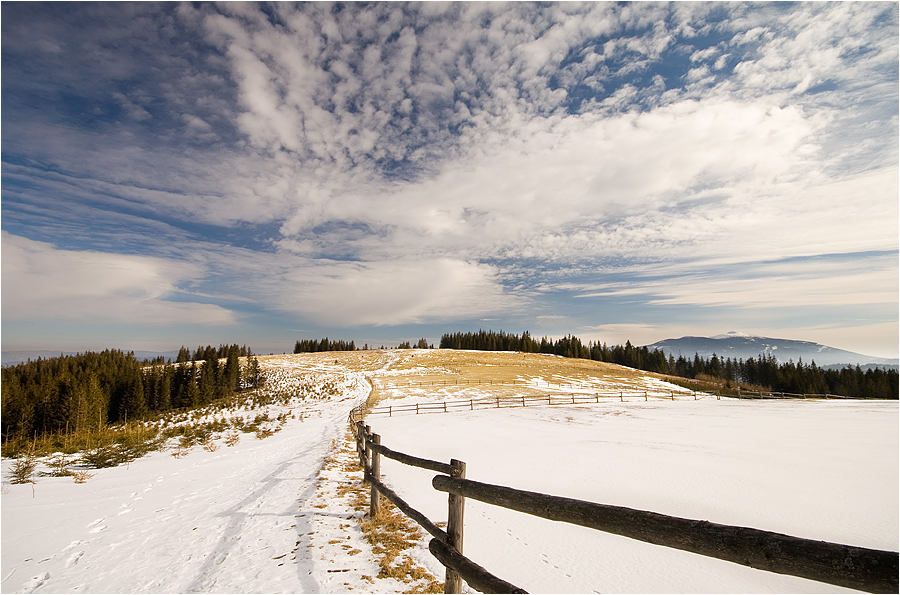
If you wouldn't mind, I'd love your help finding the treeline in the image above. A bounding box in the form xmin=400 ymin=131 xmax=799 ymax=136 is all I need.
xmin=294 ymin=338 xmax=357 ymax=353
xmin=173 ymin=344 xmax=254 ymax=363
xmin=439 ymin=330 xmax=899 ymax=399
xmin=2 ymin=345 xmax=263 ymax=444
xmin=294 ymin=338 xmax=432 ymax=352
xmin=398 ymin=339 xmax=431 ymax=349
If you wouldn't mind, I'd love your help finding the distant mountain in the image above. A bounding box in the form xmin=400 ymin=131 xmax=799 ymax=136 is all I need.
xmin=645 ymin=331 xmax=899 ymax=369
xmin=2 ymin=350 xmax=181 ymax=367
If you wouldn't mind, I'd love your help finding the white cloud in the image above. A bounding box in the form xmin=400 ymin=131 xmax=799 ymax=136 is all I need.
xmin=269 ymin=257 xmax=520 ymax=327
xmin=571 ymin=251 xmax=898 ymax=311
xmin=1 ymin=232 xmax=235 ymax=325
xmin=2 ymin=3 xmax=896 ymax=355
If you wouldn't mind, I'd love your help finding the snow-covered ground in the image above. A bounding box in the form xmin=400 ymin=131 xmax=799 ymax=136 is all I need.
xmin=2 ymin=350 xmax=897 ymax=594
xmin=1 ymin=353 xmax=383 ymax=594
xmin=366 ymin=398 xmax=898 ymax=593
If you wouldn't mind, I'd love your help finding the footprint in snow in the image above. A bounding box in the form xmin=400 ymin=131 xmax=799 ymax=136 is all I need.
xmin=87 ymin=518 xmax=107 ymax=533
xmin=21 ymin=572 xmax=49 ymax=593
xmin=65 ymin=551 xmax=84 ymax=568
xmin=63 ymin=540 xmax=87 ymax=551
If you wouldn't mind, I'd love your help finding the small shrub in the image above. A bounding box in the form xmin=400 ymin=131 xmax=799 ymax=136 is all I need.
xmin=201 ymin=439 xmax=219 ymax=452
xmin=82 ymin=445 xmax=130 ymax=469
xmin=224 ymin=432 xmax=240 ymax=447
xmin=72 ymin=470 xmax=95 ymax=484
xmin=9 ymin=454 xmax=37 ymax=484
xmin=45 ymin=454 xmax=75 ymax=477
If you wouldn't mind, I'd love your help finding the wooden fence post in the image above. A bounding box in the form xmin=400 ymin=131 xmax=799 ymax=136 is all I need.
xmin=445 ymin=459 xmax=467 ymax=594
xmin=370 ymin=433 xmax=382 ymax=518
xmin=356 ymin=421 xmax=367 ymax=468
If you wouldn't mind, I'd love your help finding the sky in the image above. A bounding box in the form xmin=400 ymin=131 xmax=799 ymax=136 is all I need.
xmin=2 ymin=2 xmax=898 ymax=358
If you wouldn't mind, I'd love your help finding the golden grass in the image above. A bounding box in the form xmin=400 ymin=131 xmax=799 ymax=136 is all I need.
xmin=260 ymin=348 xmax=656 ymax=391
xmin=321 ymin=428 xmax=443 ymax=594
xmin=364 ymin=349 xmax=673 ymax=404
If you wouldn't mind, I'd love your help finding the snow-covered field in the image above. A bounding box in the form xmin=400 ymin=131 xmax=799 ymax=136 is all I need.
xmin=2 ymin=350 xmax=897 ymax=594
xmin=367 ymin=399 xmax=898 ymax=593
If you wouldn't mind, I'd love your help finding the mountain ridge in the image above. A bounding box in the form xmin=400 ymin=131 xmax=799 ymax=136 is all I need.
xmin=646 ymin=332 xmax=898 ymax=369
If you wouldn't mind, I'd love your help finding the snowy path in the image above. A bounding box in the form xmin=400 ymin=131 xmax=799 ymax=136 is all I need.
xmin=1 ymin=389 xmax=361 ymax=593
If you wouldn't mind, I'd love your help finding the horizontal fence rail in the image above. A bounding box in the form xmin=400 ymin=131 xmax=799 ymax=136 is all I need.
xmin=432 ymin=475 xmax=899 ymax=594
xmin=370 ymin=441 xmax=454 ymax=474
xmin=364 ymin=471 xmax=447 ymax=542
xmin=429 ymin=538 xmax=528 ymax=594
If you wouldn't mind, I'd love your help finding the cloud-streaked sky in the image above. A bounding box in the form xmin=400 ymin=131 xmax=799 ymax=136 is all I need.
xmin=2 ymin=2 xmax=898 ymax=358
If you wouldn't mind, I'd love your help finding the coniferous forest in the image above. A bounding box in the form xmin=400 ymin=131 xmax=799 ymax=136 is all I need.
xmin=2 ymin=345 xmax=263 ymax=445
xmin=439 ymin=330 xmax=899 ymax=399
xmin=4 ymin=332 xmax=896 ymax=448
xmin=294 ymin=338 xmax=357 ymax=353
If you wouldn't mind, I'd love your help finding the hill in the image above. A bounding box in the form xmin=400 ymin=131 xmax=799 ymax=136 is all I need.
xmin=646 ymin=331 xmax=898 ymax=369
xmin=2 ymin=350 xmax=896 ymax=593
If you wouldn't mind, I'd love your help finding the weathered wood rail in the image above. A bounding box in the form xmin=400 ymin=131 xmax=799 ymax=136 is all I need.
xmin=349 ymin=410 xmax=898 ymax=594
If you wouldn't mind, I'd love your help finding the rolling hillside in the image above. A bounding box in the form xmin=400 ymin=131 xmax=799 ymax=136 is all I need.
xmin=2 ymin=350 xmax=896 ymax=594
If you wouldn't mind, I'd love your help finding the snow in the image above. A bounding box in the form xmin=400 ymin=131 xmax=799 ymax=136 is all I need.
xmin=367 ymin=399 xmax=898 ymax=593
xmin=2 ymin=351 xmax=897 ymax=594
xmin=711 ymin=331 xmax=755 ymax=339
xmin=1 ymin=354 xmax=381 ymax=594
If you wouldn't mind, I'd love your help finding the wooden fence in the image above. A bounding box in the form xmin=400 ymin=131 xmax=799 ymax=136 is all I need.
xmin=349 ymin=411 xmax=898 ymax=594
xmin=361 ymin=389 xmax=883 ymax=419
xmin=364 ymin=391 xmax=701 ymax=418
xmin=386 ymin=377 xmax=884 ymax=401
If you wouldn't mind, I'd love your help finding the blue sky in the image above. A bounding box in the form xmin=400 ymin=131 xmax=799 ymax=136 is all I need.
xmin=2 ymin=2 xmax=898 ymax=358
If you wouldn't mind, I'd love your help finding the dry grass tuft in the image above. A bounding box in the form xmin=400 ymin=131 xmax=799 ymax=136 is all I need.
xmin=320 ymin=428 xmax=442 ymax=594
xmin=360 ymin=504 xmax=443 ymax=593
